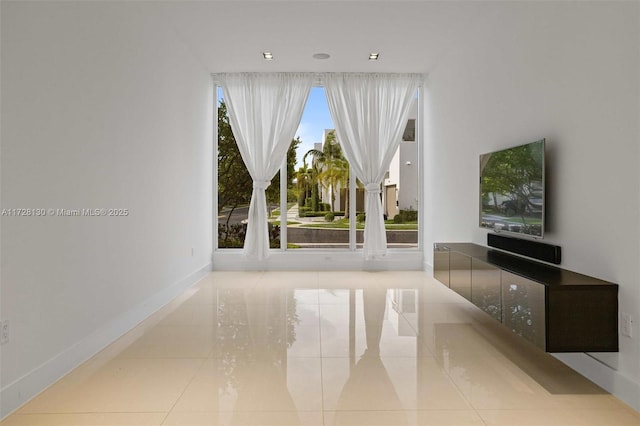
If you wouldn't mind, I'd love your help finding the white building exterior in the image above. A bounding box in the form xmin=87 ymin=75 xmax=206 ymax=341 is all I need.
xmin=317 ymin=99 xmax=419 ymax=218
xmin=383 ymin=99 xmax=419 ymax=219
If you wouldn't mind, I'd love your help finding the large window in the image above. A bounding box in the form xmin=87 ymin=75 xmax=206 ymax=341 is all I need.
xmin=216 ymin=86 xmax=420 ymax=251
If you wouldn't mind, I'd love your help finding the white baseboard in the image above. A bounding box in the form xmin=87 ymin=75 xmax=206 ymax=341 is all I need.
xmin=212 ymin=250 xmax=424 ymax=271
xmin=553 ymin=352 xmax=640 ymax=413
xmin=0 ymin=262 xmax=212 ymax=420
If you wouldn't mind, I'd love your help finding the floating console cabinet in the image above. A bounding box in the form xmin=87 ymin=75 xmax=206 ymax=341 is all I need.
xmin=433 ymin=243 xmax=618 ymax=352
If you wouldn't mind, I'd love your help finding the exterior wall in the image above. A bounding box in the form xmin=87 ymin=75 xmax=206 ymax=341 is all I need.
xmin=399 ymin=140 xmax=418 ymax=211
xmin=384 ymin=100 xmax=419 ymax=218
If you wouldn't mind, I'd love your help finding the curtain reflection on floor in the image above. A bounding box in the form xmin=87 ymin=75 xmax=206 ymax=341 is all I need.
xmin=334 ymin=288 xmax=409 ymax=424
xmin=216 ymin=288 xmax=302 ymax=424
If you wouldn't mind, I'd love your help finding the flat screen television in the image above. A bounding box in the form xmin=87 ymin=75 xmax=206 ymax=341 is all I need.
xmin=479 ymin=139 xmax=545 ymax=238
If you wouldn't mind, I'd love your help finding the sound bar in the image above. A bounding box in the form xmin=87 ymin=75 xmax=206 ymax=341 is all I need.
xmin=487 ymin=233 xmax=561 ymax=264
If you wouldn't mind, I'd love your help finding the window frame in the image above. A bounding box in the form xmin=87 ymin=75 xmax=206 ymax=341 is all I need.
xmin=212 ymin=81 xmax=424 ymax=268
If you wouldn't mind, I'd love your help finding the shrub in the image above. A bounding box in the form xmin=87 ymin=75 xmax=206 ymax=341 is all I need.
xmin=300 ymin=210 xmax=345 ymax=218
xmin=321 ymin=202 xmax=331 ymax=212
xmin=268 ymin=222 xmax=281 ymax=248
xmin=218 ymin=222 xmax=281 ymax=248
xmin=298 ymin=192 xmax=306 ymax=208
xmin=399 ymin=209 xmax=418 ymax=222
xmin=218 ymin=223 xmax=247 ymax=248
xmin=300 ymin=211 xmax=326 ymax=217
xmin=299 ymin=206 xmax=311 ymax=214
xmin=357 ymin=213 xmax=366 ymax=223
xmin=393 ymin=214 xmax=404 ymax=224
xmin=324 ymin=212 xmax=335 ymax=222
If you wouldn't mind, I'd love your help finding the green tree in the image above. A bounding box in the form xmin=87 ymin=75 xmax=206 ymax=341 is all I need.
xmin=217 ymin=100 xmax=252 ymax=226
xmin=301 ymin=150 xmax=322 ymax=212
xmin=266 ymin=137 xmax=302 ymax=216
xmin=295 ymin=164 xmax=314 ymax=208
xmin=480 ymin=143 xmax=543 ymax=223
xmin=304 ymin=130 xmax=350 ymax=214
xmin=218 ymin=99 xmax=302 ymax=224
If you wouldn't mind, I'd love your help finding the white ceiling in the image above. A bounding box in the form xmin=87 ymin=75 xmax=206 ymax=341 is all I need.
xmin=156 ymin=1 xmax=490 ymax=73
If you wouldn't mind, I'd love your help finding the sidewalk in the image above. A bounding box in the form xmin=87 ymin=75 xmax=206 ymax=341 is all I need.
xmin=271 ymin=204 xmax=324 ymax=224
xmin=270 ymin=204 xmax=301 ymax=224
xmin=286 ymin=204 xmax=299 ymax=222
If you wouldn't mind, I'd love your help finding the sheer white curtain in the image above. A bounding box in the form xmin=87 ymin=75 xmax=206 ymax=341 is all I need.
xmin=324 ymin=73 xmax=422 ymax=259
xmin=218 ymin=73 xmax=313 ymax=260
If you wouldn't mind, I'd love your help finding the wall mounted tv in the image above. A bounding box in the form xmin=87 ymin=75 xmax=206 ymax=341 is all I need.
xmin=480 ymin=139 xmax=545 ymax=238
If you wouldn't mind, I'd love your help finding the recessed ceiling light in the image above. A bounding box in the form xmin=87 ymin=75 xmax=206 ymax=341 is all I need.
xmin=312 ymin=53 xmax=331 ymax=60
xmin=263 ymin=52 xmax=274 ymax=60
xmin=369 ymin=53 xmax=380 ymax=60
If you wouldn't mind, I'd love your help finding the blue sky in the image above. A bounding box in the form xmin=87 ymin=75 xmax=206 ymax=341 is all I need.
xmin=218 ymin=86 xmax=334 ymax=169
xmin=294 ymin=87 xmax=334 ymax=168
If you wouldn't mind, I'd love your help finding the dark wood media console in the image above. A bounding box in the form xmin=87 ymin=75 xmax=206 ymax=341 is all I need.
xmin=434 ymin=243 xmax=618 ymax=352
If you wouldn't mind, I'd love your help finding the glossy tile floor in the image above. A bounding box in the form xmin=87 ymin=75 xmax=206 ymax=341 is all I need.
xmin=2 ymin=271 xmax=640 ymax=426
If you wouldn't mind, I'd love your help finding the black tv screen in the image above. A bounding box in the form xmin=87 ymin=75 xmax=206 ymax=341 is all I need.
xmin=479 ymin=139 xmax=545 ymax=238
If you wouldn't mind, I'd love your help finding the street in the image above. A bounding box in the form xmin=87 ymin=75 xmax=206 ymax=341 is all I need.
xmin=218 ymin=205 xmax=249 ymax=225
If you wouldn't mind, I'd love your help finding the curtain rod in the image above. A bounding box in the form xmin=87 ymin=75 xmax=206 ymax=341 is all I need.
xmin=211 ymin=72 xmax=425 ymax=85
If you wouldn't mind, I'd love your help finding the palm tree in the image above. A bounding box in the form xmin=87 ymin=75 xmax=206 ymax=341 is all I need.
xmin=318 ymin=157 xmax=349 ymax=212
xmin=295 ymin=164 xmax=313 ymax=208
xmin=304 ymin=130 xmax=351 ymax=215
xmin=301 ymin=150 xmax=322 ymax=211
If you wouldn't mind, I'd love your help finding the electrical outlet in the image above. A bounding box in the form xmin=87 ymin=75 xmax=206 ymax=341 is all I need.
xmin=621 ymin=313 xmax=633 ymax=338
xmin=1 ymin=320 xmax=9 ymax=344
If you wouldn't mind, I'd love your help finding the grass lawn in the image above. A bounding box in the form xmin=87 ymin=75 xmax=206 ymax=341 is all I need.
xmin=489 ymin=217 xmax=542 ymax=225
xmin=299 ymin=219 xmax=417 ymax=230
xmin=270 ymin=220 xmax=301 ymax=225
xmin=481 ymin=210 xmax=542 ymax=225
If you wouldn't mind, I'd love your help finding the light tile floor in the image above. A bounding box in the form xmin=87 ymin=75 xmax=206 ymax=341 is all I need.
xmin=2 ymin=271 xmax=639 ymax=426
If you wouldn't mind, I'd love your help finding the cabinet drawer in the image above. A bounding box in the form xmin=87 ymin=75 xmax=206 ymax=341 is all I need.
xmin=471 ymin=258 xmax=501 ymax=322
xmin=501 ymin=271 xmax=546 ymax=350
xmin=433 ymin=245 xmax=450 ymax=287
xmin=450 ymin=252 xmax=471 ymax=301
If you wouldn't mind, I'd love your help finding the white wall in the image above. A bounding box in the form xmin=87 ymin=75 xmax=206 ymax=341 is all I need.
xmin=424 ymin=2 xmax=640 ymax=410
xmin=0 ymin=2 xmax=213 ymax=417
